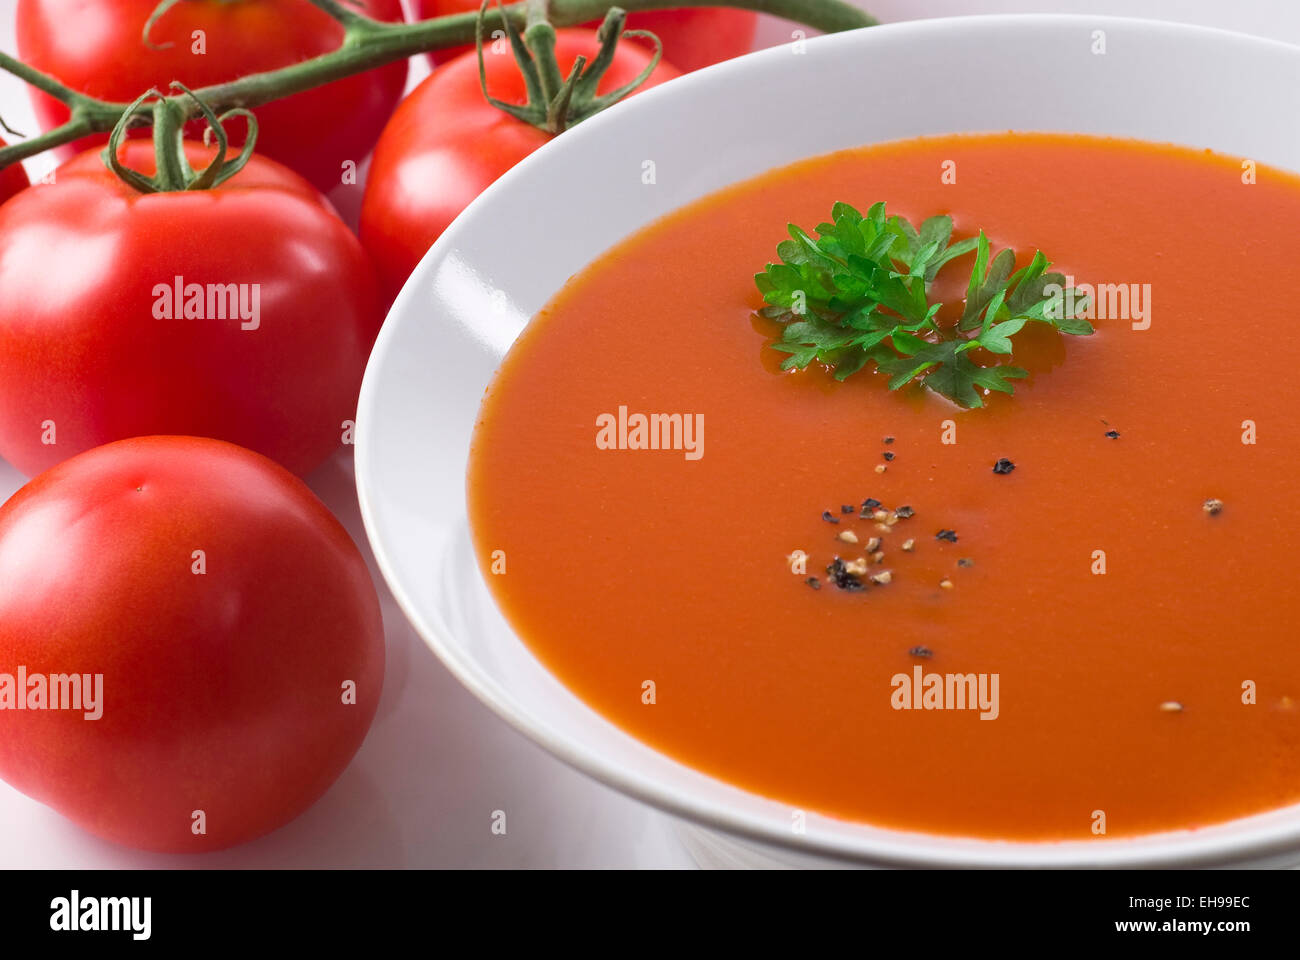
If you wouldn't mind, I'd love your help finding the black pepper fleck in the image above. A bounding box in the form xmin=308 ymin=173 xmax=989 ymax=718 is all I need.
xmin=806 ymin=577 xmax=821 ymax=590
xmin=908 ymin=646 xmax=933 ymax=658
xmin=841 ymin=504 xmax=855 ymax=514
xmin=883 ymin=436 xmax=895 ymax=445
xmin=862 ymin=498 xmax=882 ymax=511
xmin=993 ymin=458 xmax=1015 ymax=475
xmin=936 ymin=529 xmax=958 ymax=543
xmin=822 ymin=510 xmax=839 ymax=524
xmin=957 ymin=558 xmax=974 ymax=568
xmin=895 ymin=505 xmax=914 ymax=519
xmin=883 ymin=451 xmax=895 ymax=462
xmin=826 ymin=557 xmax=865 ymax=592
xmin=1105 ymin=430 xmax=1120 ymax=439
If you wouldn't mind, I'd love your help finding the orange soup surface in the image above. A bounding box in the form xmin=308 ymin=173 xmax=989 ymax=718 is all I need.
xmin=468 ymin=133 xmax=1300 ymax=841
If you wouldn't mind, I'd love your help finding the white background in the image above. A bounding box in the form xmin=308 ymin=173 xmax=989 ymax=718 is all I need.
xmin=0 ymin=0 xmax=1297 ymax=868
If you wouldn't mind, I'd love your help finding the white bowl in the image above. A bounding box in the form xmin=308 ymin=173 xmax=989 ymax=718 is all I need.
xmin=356 ymin=14 xmax=1300 ymax=867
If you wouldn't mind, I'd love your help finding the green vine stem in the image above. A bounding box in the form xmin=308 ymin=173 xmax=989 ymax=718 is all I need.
xmin=0 ymin=0 xmax=875 ymax=172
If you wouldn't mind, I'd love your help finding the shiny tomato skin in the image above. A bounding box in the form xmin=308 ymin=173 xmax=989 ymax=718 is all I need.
xmin=15 ymin=0 xmax=408 ymax=192
xmin=0 ymin=436 xmax=384 ymax=853
xmin=416 ymin=0 xmax=758 ymax=71
xmin=359 ymin=30 xmax=678 ymax=302
xmin=0 ymin=140 xmax=29 ymax=205
xmin=0 ymin=141 xmax=380 ymax=479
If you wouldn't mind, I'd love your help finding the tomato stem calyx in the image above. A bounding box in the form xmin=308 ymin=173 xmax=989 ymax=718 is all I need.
xmin=477 ymin=0 xmax=662 ymax=135
xmin=102 ymin=83 xmax=260 ymax=194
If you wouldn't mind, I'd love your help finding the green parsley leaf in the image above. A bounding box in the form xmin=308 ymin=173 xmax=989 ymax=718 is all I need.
xmin=754 ymin=202 xmax=1093 ymax=408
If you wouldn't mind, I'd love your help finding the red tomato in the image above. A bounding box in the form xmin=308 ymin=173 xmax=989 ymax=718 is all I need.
xmin=359 ymin=30 xmax=679 ymax=302
xmin=0 ymin=141 xmax=380 ymax=478
xmin=0 ymin=436 xmax=384 ymax=853
xmin=0 ymin=140 xmax=29 ymax=205
xmin=15 ymin=0 xmax=407 ymax=192
xmin=417 ymin=0 xmax=759 ymax=72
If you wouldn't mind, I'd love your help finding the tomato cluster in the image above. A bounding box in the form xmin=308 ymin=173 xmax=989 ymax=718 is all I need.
xmin=0 ymin=0 xmax=757 ymax=853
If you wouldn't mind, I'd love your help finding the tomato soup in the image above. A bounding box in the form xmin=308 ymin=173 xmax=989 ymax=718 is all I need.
xmin=467 ymin=133 xmax=1300 ymax=841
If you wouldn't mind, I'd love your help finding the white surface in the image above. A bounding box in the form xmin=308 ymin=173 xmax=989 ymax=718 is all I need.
xmin=1 ymin=0 xmax=1298 ymax=869
xmin=357 ymin=13 xmax=1300 ymax=867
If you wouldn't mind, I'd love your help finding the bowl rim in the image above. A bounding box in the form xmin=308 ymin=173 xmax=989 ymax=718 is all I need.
xmin=356 ymin=12 xmax=1300 ymax=867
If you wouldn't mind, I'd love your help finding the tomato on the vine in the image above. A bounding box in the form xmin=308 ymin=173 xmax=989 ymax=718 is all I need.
xmin=359 ymin=28 xmax=679 ymax=302
xmin=0 ymin=140 xmax=381 ymax=478
xmin=0 ymin=435 xmax=385 ymax=853
xmin=416 ymin=0 xmax=759 ymax=72
xmin=16 ymin=0 xmax=408 ymax=192
xmin=0 ymin=141 xmax=29 ymax=205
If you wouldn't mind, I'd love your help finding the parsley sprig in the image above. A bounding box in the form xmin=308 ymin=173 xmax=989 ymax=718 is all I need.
xmin=754 ymin=202 xmax=1093 ymax=408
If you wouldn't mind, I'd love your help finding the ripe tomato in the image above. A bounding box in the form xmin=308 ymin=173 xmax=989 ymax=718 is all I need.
xmin=0 ymin=141 xmax=29 ymax=205
xmin=0 ymin=141 xmax=380 ymax=478
xmin=416 ymin=0 xmax=759 ymax=72
xmin=15 ymin=0 xmax=407 ymax=192
xmin=0 ymin=436 xmax=384 ymax=853
xmin=359 ymin=30 xmax=678 ymax=302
